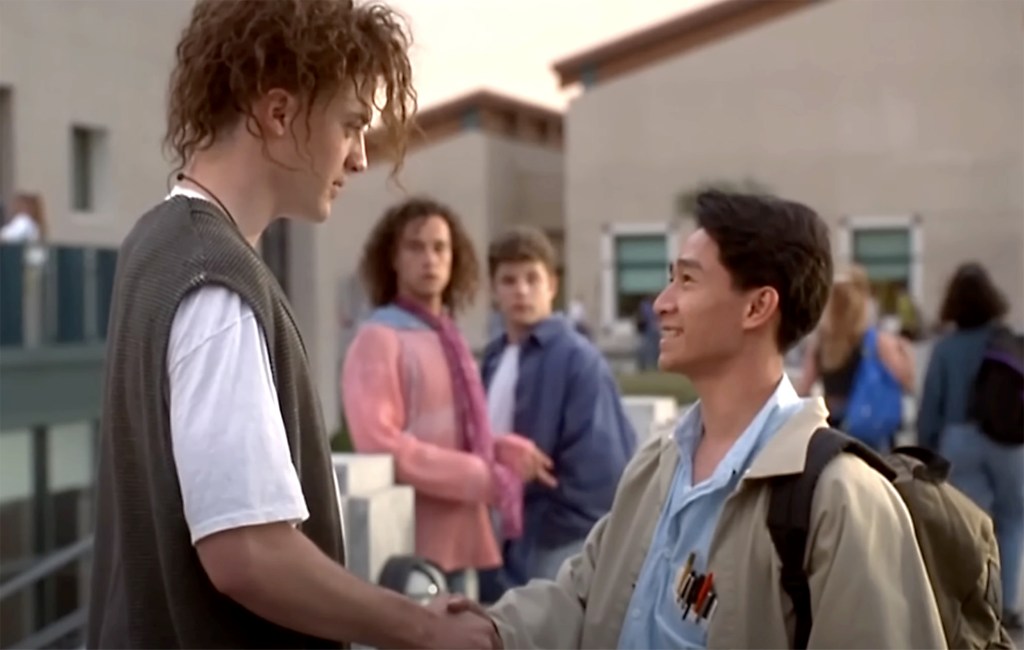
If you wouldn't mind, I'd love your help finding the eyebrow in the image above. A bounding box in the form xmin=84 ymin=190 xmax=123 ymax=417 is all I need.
xmin=348 ymin=108 xmax=372 ymax=127
xmin=404 ymin=233 xmax=450 ymax=245
xmin=674 ymin=257 xmax=703 ymax=272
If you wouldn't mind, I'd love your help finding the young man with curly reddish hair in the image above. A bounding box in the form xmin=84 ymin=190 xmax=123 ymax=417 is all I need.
xmin=87 ymin=1 xmax=499 ymax=648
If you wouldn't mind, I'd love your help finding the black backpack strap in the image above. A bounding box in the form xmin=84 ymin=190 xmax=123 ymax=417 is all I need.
xmin=767 ymin=427 xmax=896 ymax=649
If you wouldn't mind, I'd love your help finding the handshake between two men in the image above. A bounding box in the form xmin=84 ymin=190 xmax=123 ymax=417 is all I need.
xmin=421 ymin=594 xmax=504 ymax=650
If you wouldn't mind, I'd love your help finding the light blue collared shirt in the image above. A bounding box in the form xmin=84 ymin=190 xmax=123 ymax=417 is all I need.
xmin=617 ymin=376 xmax=806 ymax=650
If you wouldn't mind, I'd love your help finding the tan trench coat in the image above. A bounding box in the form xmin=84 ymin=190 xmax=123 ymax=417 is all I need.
xmin=489 ymin=398 xmax=947 ymax=649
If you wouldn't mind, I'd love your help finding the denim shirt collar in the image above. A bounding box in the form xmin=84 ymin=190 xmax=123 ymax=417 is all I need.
xmin=673 ymin=375 xmax=803 ymax=486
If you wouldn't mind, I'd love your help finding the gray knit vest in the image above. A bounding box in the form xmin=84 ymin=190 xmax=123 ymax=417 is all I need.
xmin=87 ymin=196 xmax=345 ymax=649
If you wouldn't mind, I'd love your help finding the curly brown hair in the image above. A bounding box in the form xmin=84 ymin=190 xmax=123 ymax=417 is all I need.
xmin=360 ymin=197 xmax=480 ymax=313
xmin=165 ymin=0 xmax=416 ymax=175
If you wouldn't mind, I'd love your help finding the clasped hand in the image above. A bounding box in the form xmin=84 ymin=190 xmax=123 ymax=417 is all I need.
xmin=423 ymin=594 xmax=502 ymax=650
xmin=495 ymin=435 xmax=557 ymax=488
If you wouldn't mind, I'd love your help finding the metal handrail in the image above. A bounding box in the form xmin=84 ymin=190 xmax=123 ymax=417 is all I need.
xmin=0 ymin=536 xmax=94 ymax=648
xmin=13 ymin=607 xmax=87 ymax=649
xmin=0 ymin=536 xmax=93 ymax=600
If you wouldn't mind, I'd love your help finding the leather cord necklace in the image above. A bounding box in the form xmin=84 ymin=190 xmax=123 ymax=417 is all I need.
xmin=175 ymin=172 xmax=240 ymax=231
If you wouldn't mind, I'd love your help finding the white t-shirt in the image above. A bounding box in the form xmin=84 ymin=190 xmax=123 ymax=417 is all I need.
xmin=486 ymin=344 xmax=520 ymax=436
xmin=568 ymin=300 xmax=585 ymax=324
xmin=165 ymin=187 xmax=337 ymax=544
xmin=0 ymin=213 xmax=40 ymax=243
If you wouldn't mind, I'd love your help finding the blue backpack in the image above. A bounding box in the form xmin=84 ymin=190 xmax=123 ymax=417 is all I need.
xmin=841 ymin=327 xmax=903 ymax=447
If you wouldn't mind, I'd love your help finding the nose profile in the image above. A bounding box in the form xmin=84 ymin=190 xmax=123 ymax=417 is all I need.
xmin=653 ymin=285 xmax=676 ymax=319
xmin=346 ymin=132 xmax=368 ymax=173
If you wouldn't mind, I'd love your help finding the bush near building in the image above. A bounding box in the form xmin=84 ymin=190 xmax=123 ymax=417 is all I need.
xmin=616 ymin=371 xmax=696 ymax=404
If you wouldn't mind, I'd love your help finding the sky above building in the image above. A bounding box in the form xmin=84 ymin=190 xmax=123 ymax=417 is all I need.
xmin=386 ymin=0 xmax=715 ymax=110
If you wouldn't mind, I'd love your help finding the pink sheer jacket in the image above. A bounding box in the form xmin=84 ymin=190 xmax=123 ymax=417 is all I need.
xmin=341 ymin=322 xmax=535 ymax=572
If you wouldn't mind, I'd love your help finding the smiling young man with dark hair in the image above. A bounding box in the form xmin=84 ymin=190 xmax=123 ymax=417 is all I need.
xmin=446 ymin=191 xmax=945 ymax=649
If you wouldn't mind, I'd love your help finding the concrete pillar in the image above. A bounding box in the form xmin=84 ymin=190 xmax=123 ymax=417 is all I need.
xmin=332 ymin=454 xmax=415 ymax=584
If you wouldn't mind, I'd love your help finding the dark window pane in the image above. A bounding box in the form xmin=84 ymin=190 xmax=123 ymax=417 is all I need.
xmin=852 ymin=228 xmax=911 ymax=283
xmin=55 ymin=247 xmax=85 ymax=343
xmin=614 ymin=234 xmax=667 ymax=319
xmin=0 ymin=244 xmax=24 ymax=345
xmin=71 ymin=128 xmax=93 ymax=212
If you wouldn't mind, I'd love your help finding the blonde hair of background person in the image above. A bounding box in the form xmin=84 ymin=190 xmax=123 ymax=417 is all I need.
xmin=796 ymin=266 xmax=916 ymax=399
xmin=1 ymin=192 xmax=48 ymax=243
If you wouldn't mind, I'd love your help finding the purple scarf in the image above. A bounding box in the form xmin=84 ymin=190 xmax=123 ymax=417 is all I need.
xmin=394 ymin=298 xmax=524 ymax=540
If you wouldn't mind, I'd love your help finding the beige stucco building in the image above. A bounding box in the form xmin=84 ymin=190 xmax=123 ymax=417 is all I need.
xmin=6 ymin=0 xmax=1021 ymax=428
xmin=0 ymin=2 xmax=565 ymax=434
xmin=554 ymin=0 xmax=1024 ymax=340
xmin=0 ymin=0 xmax=193 ymax=246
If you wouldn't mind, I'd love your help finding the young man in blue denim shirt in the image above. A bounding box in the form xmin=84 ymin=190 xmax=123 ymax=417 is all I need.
xmin=479 ymin=226 xmax=637 ymax=603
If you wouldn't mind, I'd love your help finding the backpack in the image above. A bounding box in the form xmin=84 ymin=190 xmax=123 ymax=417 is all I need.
xmin=969 ymin=326 xmax=1024 ymax=445
xmin=768 ymin=428 xmax=1011 ymax=650
xmin=841 ymin=327 xmax=903 ymax=447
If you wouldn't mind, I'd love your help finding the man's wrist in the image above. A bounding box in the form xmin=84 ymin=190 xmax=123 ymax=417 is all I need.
xmin=373 ymin=595 xmax=442 ymax=649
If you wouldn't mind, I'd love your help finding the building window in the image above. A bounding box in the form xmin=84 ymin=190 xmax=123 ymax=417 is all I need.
xmin=853 ymin=228 xmax=911 ymax=288
xmin=840 ymin=215 xmax=923 ymax=318
xmin=613 ymin=233 xmax=667 ymax=319
xmin=853 ymin=227 xmax=913 ymax=318
xmin=70 ymin=126 xmax=107 ymax=212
